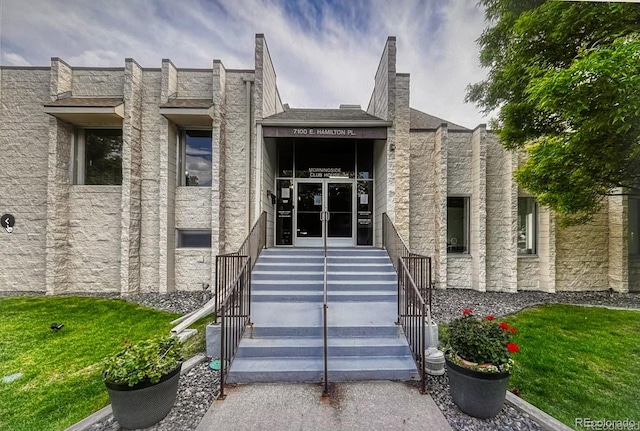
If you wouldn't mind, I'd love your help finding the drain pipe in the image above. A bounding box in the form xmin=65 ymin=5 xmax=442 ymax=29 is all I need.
xmin=243 ymin=77 xmax=253 ymax=235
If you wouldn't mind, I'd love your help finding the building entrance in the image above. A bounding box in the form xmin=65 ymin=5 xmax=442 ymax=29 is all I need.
xmin=295 ymin=180 xmax=353 ymax=247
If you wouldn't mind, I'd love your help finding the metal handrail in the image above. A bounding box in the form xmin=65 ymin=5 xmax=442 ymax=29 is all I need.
xmin=219 ymin=255 xmax=251 ymax=400
xmin=321 ymin=210 xmax=329 ymax=396
xmin=398 ymin=256 xmax=428 ymax=394
xmin=215 ymin=211 xmax=267 ymax=314
xmin=382 ymin=213 xmax=433 ymax=394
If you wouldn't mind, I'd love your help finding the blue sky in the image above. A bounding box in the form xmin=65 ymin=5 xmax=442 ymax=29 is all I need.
xmin=0 ymin=0 xmax=491 ymax=127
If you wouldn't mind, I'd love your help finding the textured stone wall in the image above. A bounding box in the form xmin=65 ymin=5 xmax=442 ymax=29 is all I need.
xmin=537 ymin=205 xmax=556 ymax=292
xmin=517 ymin=258 xmax=540 ymax=290
xmin=175 ymin=249 xmax=211 ymax=292
xmin=393 ymin=74 xmax=411 ymax=241
xmin=67 ymin=187 xmax=121 ymax=292
xmin=72 ymin=69 xmax=124 ymax=96
xmin=257 ymin=37 xmax=282 ymax=118
xmin=434 ymin=125 xmax=448 ymax=288
xmin=367 ymin=37 xmax=395 ymax=122
xmin=120 ymin=60 xmax=144 ymax=294
xmin=445 ymin=131 xmax=473 ymax=289
xmin=0 ymin=68 xmax=51 ymax=292
xmin=374 ymin=140 xmax=388 ymax=247
xmin=608 ymin=194 xmax=628 ymax=292
xmin=138 ymin=70 xmax=162 ymax=293
xmin=471 ymin=126 xmax=487 ymax=292
xmin=222 ymin=71 xmax=254 ymax=252
xmin=262 ymin=137 xmax=276 ymax=247
xmin=409 ymin=131 xmax=436 ymax=256
xmin=176 ymin=71 xmax=213 ymax=98
xmin=555 ymin=204 xmax=610 ymax=291
xmin=485 ymin=134 xmax=517 ymax=292
xmin=175 ymin=188 xmax=212 ymax=228
xmin=211 ymin=60 xmax=226 ymax=256
xmin=446 ymin=132 xmax=472 ymax=195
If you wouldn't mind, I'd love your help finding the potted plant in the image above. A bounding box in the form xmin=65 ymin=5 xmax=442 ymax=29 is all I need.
xmin=444 ymin=308 xmax=519 ymax=419
xmin=102 ymin=335 xmax=183 ymax=429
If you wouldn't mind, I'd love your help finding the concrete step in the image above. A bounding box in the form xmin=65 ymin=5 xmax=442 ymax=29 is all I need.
xmin=252 ymin=290 xmax=396 ymax=302
xmin=248 ymin=325 xmax=403 ymax=338
xmin=251 ymin=280 xmax=396 ymax=292
xmin=226 ymin=355 xmax=419 ymax=383
xmin=236 ymin=336 xmax=412 ymax=358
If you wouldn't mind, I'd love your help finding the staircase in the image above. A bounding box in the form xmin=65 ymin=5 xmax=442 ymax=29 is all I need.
xmin=226 ymin=248 xmax=419 ymax=383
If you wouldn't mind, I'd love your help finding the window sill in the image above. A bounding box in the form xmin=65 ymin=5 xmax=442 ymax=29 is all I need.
xmin=518 ymin=254 xmax=539 ymax=259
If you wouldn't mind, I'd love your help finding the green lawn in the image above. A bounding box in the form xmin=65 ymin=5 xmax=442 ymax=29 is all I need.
xmin=0 ymin=296 xmax=206 ymax=431
xmin=505 ymin=304 xmax=640 ymax=429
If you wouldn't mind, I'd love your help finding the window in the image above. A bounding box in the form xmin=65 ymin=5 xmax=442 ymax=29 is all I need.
xmin=74 ymin=129 xmax=123 ymax=185
xmin=177 ymin=230 xmax=211 ymax=248
xmin=179 ymin=130 xmax=212 ymax=186
xmin=447 ymin=197 xmax=469 ymax=253
xmin=518 ymin=197 xmax=537 ymax=255
xmin=630 ymin=198 xmax=640 ymax=255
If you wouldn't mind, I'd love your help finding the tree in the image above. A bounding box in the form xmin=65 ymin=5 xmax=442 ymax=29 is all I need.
xmin=467 ymin=0 xmax=640 ymax=224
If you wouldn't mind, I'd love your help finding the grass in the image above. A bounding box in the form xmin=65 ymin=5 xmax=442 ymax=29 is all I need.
xmin=504 ymin=304 xmax=640 ymax=429
xmin=0 ymin=296 xmax=209 ymax=431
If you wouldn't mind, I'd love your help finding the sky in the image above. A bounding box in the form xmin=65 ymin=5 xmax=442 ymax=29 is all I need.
xmin=0 ymin=0 xmax=493 ymax=128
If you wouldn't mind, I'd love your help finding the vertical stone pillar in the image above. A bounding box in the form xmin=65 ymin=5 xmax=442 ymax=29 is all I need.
xmin=608 ymin=193 xmax=629 ymax=292
xmin=504 ymin=152 xmax=519 ymax=292
xmin=471 ymin=125 xmax=487 ymax=292
xmin=538 ymin=205 xmax=557 ymax=292
xmin=45 ymin=58 xmax=73 ymax=295
xmin=435 ymin=124 xmax=448 ymax=288
xmin=393 ymin=73 xmax=411 ymax=241
xmin=120 ymin=59 xmax=143 ymax=295
xmin=212 ymin=60 xmax=226 ymax=256
xmin=157 ymin=59 xmax=178 ymax=293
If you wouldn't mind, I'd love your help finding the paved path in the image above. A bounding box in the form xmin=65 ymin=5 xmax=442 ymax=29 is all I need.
xmin=195 ymin=381 xmax=452 ymax=431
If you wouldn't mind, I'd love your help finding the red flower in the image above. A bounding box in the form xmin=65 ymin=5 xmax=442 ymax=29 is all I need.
xmin=499 ymin=322 xmax=510 ymax=330
xmin=485 ymin=315 xmax=495 ymax=321
xmin=463 ymin=308 xmax=473 ymax=316
xmin=509 ymin=327 xmax=517 ymax=333
xmin=507 ymin=343 xmax=519 ymax=353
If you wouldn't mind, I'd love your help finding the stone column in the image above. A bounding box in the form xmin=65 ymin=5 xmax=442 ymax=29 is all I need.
xmin=120 ymin=59 xmax=143 ymax=295
xmin=435 ymin=124 xmax=448 ymax=288
xmin=471 ymin=125 xmax=487 ymax=292
xmin=45 ymin=58 xmax=73 ymax=295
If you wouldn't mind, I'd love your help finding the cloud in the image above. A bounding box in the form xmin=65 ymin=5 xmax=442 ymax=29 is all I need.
xmin=0 ymin=0 xmax=491 ymax=126
xmin=2 ymin=52 xmax=32 ymax=66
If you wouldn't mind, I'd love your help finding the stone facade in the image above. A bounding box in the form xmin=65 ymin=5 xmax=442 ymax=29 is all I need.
xmin=0 ymin=34 xmax=637 ymax=294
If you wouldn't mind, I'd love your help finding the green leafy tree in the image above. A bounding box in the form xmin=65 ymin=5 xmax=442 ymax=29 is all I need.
xmin=467 ymin=0 xmax=640 ymax=224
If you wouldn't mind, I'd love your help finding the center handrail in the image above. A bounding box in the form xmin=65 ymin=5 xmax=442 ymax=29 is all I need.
xmin=321 ymin=210 xmax=329 ymax=396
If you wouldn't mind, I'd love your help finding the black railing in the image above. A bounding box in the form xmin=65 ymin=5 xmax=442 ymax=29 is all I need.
xmin=214 ymin=211 xmax=267 ymax=314
xmin=321 ymin=210 xmax=330 ymax=396
xmin=219 ymin=256 xmax=251 ymax=399
xmin=382 ymin=213 xmax=432 ymax=394
xmin=215 ymin=211 xmax=267 ymax=399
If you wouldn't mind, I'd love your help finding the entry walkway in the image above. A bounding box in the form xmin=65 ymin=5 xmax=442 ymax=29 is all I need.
xmin=195 ymin=381 xmax=452 ymax=431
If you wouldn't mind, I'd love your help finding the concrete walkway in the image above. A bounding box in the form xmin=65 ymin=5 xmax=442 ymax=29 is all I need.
xmin=195 ymin=381 xmax=452 ymax=431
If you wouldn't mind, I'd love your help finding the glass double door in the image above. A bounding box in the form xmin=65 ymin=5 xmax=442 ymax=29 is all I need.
xmin=295 ymin=180 xmax=354 ymax=247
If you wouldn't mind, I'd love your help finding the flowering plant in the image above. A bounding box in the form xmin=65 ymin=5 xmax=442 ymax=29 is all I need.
xmin=446 ymin=308 xmax=519 ymax=373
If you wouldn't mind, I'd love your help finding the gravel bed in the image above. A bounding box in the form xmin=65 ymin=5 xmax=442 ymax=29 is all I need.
xmin=4 ymin=289 xmax=639 ymax=430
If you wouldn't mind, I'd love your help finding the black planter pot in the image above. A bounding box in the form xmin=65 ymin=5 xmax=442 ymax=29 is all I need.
xmin=105 ymin=365 xmax=182 ymax=429
xmin=445 ymin=357 xmax=509 ymax=419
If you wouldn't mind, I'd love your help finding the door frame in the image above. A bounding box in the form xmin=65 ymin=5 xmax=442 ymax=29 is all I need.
xmin=293 ymin=178 xmax=356 ymax=247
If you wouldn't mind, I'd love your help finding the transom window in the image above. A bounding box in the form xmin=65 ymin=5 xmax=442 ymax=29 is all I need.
xmin=518 ymin=197 xmax=537 ymax=255
xmin=178 ymin=129 xmax=212 ymax=186
xmin=447 ymin=197 xmax=469 ymax=254
xmin=74 ymin=129 xmax=123 ymax=185
xmin=630 ymin=197 xmax=640 ymax=255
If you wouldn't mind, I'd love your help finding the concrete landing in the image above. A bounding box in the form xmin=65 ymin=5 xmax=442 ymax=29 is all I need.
xmin=195 ymin=381 xmax=452 ymax=431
